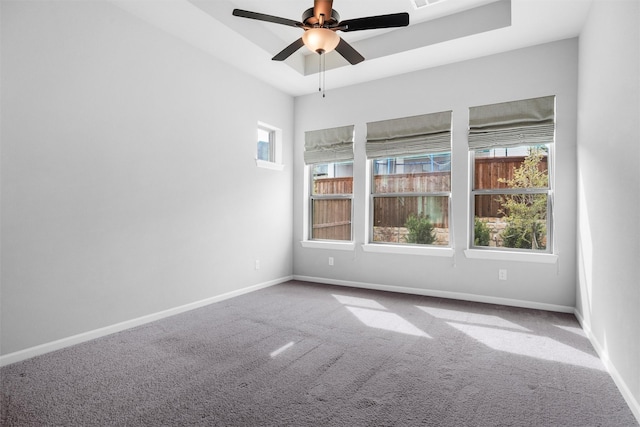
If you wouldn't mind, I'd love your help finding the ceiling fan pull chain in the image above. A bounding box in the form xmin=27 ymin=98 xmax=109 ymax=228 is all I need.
xmin=318 ymin=53 xmax=322 ymax=94
xmin=318 ymin=52 xmax=327 ymax=98
xmin=322 ymin=53 xmax=327 ymax=98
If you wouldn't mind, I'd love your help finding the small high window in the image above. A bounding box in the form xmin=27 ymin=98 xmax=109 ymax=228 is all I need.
xmin=257 ymin=126 xmax=274 ymax=162
xmin=256 ymin=122 xmax=283 ymax=170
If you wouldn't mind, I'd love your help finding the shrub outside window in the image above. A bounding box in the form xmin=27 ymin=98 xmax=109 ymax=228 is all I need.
xmin=371 ymin=153 xmax=451 ymax=245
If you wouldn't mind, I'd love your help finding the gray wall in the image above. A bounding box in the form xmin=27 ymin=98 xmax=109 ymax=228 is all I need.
xmin=576 ymin=0 xmax=640 ymax=415
xmin=294 ymin=39 xmax=578 ymax=309
xmin=1 ymin=1 xmax=294 ymax=355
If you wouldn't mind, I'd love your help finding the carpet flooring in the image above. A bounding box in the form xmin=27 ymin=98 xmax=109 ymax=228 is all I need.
xmin=1 ymin=280 xmax=637 ymax=426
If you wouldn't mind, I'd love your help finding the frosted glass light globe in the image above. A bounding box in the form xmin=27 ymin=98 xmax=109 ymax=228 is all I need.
xmin=302 ymin=28 xmax=340 ymax=54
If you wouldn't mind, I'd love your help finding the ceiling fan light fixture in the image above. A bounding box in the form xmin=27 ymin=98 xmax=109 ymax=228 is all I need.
xmin=302 ymin=28 xmax=340 ymax=54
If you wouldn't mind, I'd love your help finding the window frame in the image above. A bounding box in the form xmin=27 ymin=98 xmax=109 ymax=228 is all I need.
xmin=257 ymin=125 xmax=275 ymax=162
xmin=256 ymin=122 xmax=283 ymax=170
xmin=469 ymin=144 xmax=554 ymax=254
xmin=308 ymin=161 xmax=354 ymax=243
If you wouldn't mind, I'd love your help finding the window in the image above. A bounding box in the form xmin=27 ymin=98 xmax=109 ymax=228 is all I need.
xmin=367 ymin=111 xmax=452 ymax=246
xmin=469 ymin=96 xmax=555 ymax=252
xmin=304 ymin=125 xmax=355 ymax=242
xmin=256 ymin=122 xmax=283 ymax=170
xmin=257 ymin=125 xmax=274 ymax=162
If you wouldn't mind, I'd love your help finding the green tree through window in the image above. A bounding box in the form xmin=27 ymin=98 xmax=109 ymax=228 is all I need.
xmin=497 ymin=147 xmax=548 ymax=250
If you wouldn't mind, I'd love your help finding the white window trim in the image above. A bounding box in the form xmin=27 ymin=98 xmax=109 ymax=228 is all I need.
xmin=464 ymin=249 xmax=558 ymax=264
xmin=469 ymin=145 xmax=554 ymax=254
xmin=367 ymin=156 xmax=453 ymax=250
xmin=255 ymin=159 xmax=284 ymax=171
xmin=306 ymin=161 xmax=355 ymax=243
xmin=300 ymin=240 xmax=356 ymax=251
xmin=362 ymin=244 xmax=454 ymax=257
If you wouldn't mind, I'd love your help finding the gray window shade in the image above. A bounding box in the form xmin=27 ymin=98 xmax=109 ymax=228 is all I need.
xmin=468 ymin=96 xmax=555 ymax=150
xmin=304 ymin=125 xmax=354 ymax=164
xmin=366 ymin=111 xmax=452 ymax=159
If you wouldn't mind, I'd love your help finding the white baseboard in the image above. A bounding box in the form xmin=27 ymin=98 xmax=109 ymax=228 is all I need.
xmin=293 ymin=275 xmax=575 ymax=313
xmin=0 ymin=276 xmax=292 ymax=367
xmin=574 ymin=309 xmax=640 ymax=424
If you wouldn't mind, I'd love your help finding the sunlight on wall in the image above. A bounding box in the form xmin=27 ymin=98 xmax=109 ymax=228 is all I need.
xmin=577 ymin=170 xmax=594 ymax=313
xmin=417 ymin=306 xmax=530 ymax=332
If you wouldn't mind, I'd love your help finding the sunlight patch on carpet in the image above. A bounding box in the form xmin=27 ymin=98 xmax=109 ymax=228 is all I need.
xmin=346 ymin=306 xmax=431 ymax=338
xmin=417 ymin=306 xmax=530 ymax=332
xmin=270 ymin=341 xmax=295 ymax=358
xmin=448 ymin=322 xmax=604 ymax=371
xmin=332 ymin=294 xmax=387 ymax=310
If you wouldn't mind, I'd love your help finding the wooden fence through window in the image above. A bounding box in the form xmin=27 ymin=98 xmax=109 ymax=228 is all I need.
xmin=474 ymin=156 xmax=547 ymax=217
xmin=311 ymin=156 xmax=547 ymax=240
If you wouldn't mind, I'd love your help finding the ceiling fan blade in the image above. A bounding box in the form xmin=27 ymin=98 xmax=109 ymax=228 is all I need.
xmin=232 ymin=9 xmax=303 ymax=28
xmin=313 ymin=0 xmax=334 ymax=22
xmin=335 ymin=38 xmax=364 ymax=65
xmin=339 ymin=13 xmax=410 ymax=32
xmin=272 ymin=38 xmax=305 ymax=61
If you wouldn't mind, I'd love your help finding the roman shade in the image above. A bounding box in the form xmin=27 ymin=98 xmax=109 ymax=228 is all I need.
xmin=366 ymin=111 xmax=452 ymax=159
xmin=304 ymin=125 xmax=354 ymax=164
xmin=468 ymin=95 xmax=555 ymax=150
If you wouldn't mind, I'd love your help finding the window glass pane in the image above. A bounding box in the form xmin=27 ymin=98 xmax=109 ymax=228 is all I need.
xmin=472 ymin=145 xmax=550 ymax=251
xmin=373 ymin=153 xmax=451 ymax=193
xmin=311 ymin=161 xmax=353 ymax=242
xmin=312 ymin=199 xmax=352 ymax=241
xmin=474 ymin=145 xmax=548 ymax=190
xmin=373 ymin=196 xmax=449 ymax=245
xmin=257 ymin=128 xmax=272 ymax=162
xmin=474 ymin=194 xmax=548 ymax=251
xmin=312 ymin=162 xmax=353 ymax=195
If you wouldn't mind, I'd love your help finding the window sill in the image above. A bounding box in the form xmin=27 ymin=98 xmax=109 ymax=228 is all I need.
xmin=256 ymin=159 xmax=284 ymax=171
xmin=300 ymin=240 xmax=355 ymax=251
xmin=362 ymin=244 xmax=454 ymax=257
xmin=464 ymin=249 xmax=558 ymax=264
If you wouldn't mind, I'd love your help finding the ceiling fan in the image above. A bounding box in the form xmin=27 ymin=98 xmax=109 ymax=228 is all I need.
xmin=232 ymin=0 xmax=410 ymax=65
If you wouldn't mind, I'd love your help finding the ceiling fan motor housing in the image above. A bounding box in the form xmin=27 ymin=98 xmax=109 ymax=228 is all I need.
xmin=302 ymin=7 xmax=340 ymax=27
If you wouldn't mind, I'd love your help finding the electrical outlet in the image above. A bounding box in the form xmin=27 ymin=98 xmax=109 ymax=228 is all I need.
xmin=255 ymin=260 xmax=260 ymax=270
xmin=328 ymin=257 xmax=334 ymax=266
xmin=499 ymin=269 xmax=507 ymax=281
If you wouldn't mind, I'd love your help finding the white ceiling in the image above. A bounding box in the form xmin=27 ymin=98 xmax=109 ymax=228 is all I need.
xmin=111 ymin=0 xmax=593 ymax=96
